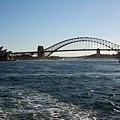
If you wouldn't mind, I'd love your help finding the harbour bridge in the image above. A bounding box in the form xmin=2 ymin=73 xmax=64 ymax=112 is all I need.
xmin=11 ymin=37 xmax=120 ymax=58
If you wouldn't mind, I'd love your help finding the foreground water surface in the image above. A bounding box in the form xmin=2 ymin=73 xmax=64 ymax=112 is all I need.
xmin=0 ymin=60 xmax=120 ymax=120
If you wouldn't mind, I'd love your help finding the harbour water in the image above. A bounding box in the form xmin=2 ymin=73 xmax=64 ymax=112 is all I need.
xmin=0 ymin=60 xmax=120 ymax=120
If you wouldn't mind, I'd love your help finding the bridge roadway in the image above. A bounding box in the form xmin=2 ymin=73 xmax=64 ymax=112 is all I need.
xmin=44 ymin=49 xmax=120 ymax=52
xmin=11 ymin=48 xmax=120 ymax=55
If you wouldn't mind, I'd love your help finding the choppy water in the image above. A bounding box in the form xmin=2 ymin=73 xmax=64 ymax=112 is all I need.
xmin=0 ymin=60 xmax=120 ymax=120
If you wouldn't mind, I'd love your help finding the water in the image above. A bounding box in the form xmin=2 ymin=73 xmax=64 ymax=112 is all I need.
xmin=0 ymin=60 xmax=120 ymax=120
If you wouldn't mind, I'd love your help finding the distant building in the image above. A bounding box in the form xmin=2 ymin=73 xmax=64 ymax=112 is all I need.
xmin=0 ymin=46 xmax=13 ymax=61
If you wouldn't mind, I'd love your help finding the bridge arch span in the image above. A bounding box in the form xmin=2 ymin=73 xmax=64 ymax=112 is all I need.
xmin=44 ymin=37 xmax=120 ymax=57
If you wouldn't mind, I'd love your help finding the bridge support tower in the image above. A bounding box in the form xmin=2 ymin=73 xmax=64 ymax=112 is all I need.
xmin=37 ymin=46 xmax=44 ymax=59
xmin=117 ymin=52 xmax=120 ymax=63
xmin=96 ymin=48 xmax=100 ymax=57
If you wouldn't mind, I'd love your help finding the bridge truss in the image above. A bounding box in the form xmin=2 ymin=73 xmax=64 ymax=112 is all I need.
xmin=44 ymin=37 xmax=120 ymax=57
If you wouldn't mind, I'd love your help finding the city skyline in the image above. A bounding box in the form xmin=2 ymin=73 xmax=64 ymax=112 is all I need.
xmin=0 ymin=0 xmax=120 ymax=56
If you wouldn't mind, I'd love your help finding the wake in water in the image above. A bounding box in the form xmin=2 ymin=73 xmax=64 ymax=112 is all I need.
xmin=0 ymin=88 xmax=97 ymax=120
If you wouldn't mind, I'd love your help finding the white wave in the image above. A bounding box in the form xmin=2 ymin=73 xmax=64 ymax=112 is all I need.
xmin=0 ymin=88 xmax=97 ymax=120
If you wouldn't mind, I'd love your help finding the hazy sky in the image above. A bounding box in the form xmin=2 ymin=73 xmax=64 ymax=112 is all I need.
xmin=0 ymin=0 xmax=120 ymax=54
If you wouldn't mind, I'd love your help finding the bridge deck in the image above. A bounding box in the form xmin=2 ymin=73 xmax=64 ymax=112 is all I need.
xmin=10 ymin=49 xmax=120 ymax=56
xmin=45 ymin=49 xmax=120 ymax=52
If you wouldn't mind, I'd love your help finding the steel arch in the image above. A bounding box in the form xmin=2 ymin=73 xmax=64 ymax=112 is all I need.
xmin=44 ymin=37 xmax=120 ymax=57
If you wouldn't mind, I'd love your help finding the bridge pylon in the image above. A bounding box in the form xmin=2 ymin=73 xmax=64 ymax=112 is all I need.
xmin=117 ymin=52 xmax=120 ymax=63
xmin=37 ymin=46 xmax=44 ymax=59
xmin=96 ymin=48 xmax=100 ymax=57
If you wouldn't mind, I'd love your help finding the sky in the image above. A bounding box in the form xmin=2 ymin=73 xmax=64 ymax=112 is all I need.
xmin=0 ymin=0 xmax=120 ymax=56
